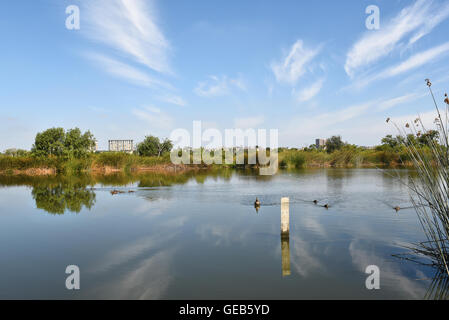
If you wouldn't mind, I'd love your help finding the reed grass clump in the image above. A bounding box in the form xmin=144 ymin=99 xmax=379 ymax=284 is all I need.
xmin=0 ymin=155 xmax=60 ymax=170
xmin=391 ymin=79 xmax=449 ymax=279
xmin=279 ymin=151 xmax=306 ymax=168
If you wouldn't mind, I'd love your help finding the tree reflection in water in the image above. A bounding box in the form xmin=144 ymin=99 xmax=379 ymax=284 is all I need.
xmin=0 ymin=168 xmax=249 ymax=215
xmin=31 ymin=182 xmax=96 ymax=214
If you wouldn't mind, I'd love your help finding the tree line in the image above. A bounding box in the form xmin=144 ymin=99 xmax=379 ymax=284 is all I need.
xmin=302 ymin=130 xmax=440 ymax=153
xmin=1 ymin=127 xmax=174 ymax=159
xmin=1 ymin=128 xmax=441 ymax=158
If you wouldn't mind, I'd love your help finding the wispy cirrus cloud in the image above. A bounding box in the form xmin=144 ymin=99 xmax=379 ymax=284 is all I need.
xmin=82 ymin=0 xmax=171 ymax=74
xmin=345 ymin=0 xmax=449 ymax=78
xmin=157 ymin=95 xmax=187 ymax=107
xmin=293 ymin=78 xmax=325 ymax=102
xmin=132 ymin=105 xmax=174 ymax=130
xmin=271 ymin=40 xmax=322 ymax=85
xmin=194 ymin=75 xmax=246 ymax=97
xmin=378 ymin=93 xmax=419 ymax=110
xmin=354 ymin=41 xmax=449 ymax=88
xmin=85 ymin=53 xmax=172 ymax=89
xmin=271 ymin=40 xmax=325 ymax=103
xmin=380 ymin=42 xmax=449 ymax=78
xmin=81 ymin=0 xmax=189 ymax=106
xmin=80 ymin=0 xmax=189 ymax=123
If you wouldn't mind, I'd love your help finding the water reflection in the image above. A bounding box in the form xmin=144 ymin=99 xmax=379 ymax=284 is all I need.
xmin=426 ymin=271 xmax=449 ymax=300
xmin=0 ymin=168 xmax=239 ymax=214
xmin=392 ymin=243 xmax=449 ymax=300
xmin=281 ymin=233 xmax=290 ymax=277
xmin=0 ymin=175 xmax=97 ymax=214
xmin=32 ymin=183 xmax=96 ymax=214
xmin=1 ymin=168 xmax=445 ymax=299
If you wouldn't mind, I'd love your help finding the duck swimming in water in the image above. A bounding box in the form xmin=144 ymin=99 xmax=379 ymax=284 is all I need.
xmin=323 ymin=204 xmax=329 ymax=209
xmin=254 ymin=198 xmax=260 ymax=207
xmin=313 ymin=200 xmax=318 ymax=204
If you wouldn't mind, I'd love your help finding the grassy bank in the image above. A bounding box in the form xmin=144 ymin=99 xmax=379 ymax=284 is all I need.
xmin=0 ymin=152 xmax=188 ymax=175
xmin=277 ymin=145 xmax=418 ymax=168
xmin=0 ymin=146 xmax=426 ymax=176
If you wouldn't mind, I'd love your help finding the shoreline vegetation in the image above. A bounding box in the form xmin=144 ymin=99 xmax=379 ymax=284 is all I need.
xmin=0 ymin=117 xmax=440 ymax=176
xmin=0 ymin=145 xmax=424 ymax=176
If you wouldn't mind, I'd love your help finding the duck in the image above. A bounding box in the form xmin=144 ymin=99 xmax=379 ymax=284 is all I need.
xmin=393 ymin=206 xmax=400 ymax=212
xmin=110 ymin=189 xmax=125 ymax=195
xmin=313 ymin=200 xmax=318 ymax=204
xmin=323 ymin=204 xmax=329 ymax=209
xmin=254 ymin=198 xmax=260 ymax=207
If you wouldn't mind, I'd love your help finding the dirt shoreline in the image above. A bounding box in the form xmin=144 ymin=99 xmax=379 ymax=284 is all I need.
xmin=0 ymin=164 xmax=205 ymax=176
xmin=0 ymin=162 xmax=412 ymax=176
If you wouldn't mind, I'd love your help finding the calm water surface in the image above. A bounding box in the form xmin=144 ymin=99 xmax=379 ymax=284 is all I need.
xmin=0 ymin=168 xmax=441 ymax=299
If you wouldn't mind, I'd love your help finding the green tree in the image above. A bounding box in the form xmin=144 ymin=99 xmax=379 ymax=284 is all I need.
xmin=381 ymin=135 xmax=399 ymax=148
xmin=406 ymin=134 xmax=417 ymax=145
xmin=137 ymin=136 xmax=173 ymax=157
xmin=64 ymin=128 xmax=96 ymax=159
xmin=32 ymin=127 xmax=65 ymax=157
xmin=325 ymin=135 xmax=345 ymax=153
xmin=3 ymin=148 xmax=30 ymax=157
xmin=31 ymin=127 xmax=96 ymax=158
xmin=418 ymin=130 xmax=439 ymax=146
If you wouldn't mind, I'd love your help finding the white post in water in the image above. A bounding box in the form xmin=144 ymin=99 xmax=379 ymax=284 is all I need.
xmin=281 ymin=197 xmax=289 ymax=234
xmin=280 ymin=197 xmax=290 ymax=276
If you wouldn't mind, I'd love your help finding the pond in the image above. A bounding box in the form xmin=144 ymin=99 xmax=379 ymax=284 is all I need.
xmin=0 ymin=168 xmax=442 ymax=299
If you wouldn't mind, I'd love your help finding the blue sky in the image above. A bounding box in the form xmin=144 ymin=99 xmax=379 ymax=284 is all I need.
xmin=1 ymin=0 xmax=449 ymax=150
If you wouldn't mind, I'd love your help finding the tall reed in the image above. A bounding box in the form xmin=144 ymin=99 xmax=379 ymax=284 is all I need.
xmin=391 ymin=79 xmax=449 ymax=277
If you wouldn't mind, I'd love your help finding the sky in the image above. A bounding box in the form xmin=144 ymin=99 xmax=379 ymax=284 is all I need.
xmin=1 ymin=0 xmax=449 ymax=150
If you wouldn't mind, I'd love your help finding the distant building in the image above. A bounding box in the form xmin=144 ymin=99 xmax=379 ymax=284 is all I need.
xmin=315 ymin=138 xmax=327 ymax=149
xmin=89 ymin=140 xmax=98 ymax=152
xmin=108 ymin=140 xmax=134 ymax=153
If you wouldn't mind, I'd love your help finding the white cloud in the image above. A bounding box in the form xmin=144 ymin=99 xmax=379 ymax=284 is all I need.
xmin=382 ymin=42 xmax=449 ymax=78
xmin=409 ymin=2 xmax=449 ymax=45
xmin=345 ymin=0 xmax=449 ymax=77
xmin=233 ymin=116 xmax=265 ymax=129
xmin=85 ymin=53 xmax=172 ymax=89
xmin=279 ymin=96 xmax=439 ymax=147
xmin=279 ymin=100 xmax=377 ymax=146
xmin=271 ymin=40 xmax=321 ymax=85
xmin=157 ymin=95 xmax=187 ymax=107
xmin=378 ymin=93 xmax=419 ymax=110
xmin=82 ymin=0 xmax=171 ymax=74
xmin=194 ymin=75 xmax=246 ymax=97
xmin=294 ymin=78 xmax=325 ymax=102
xmin=389 ymin=110 xmax=438 ymax=129
xmin=229 ymin=77 xmax=247 ymax=91
xmin=132 ymin=105 xmax=174 ymax=130
xmin=355 ymin=42 xmax=449 ymax=87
